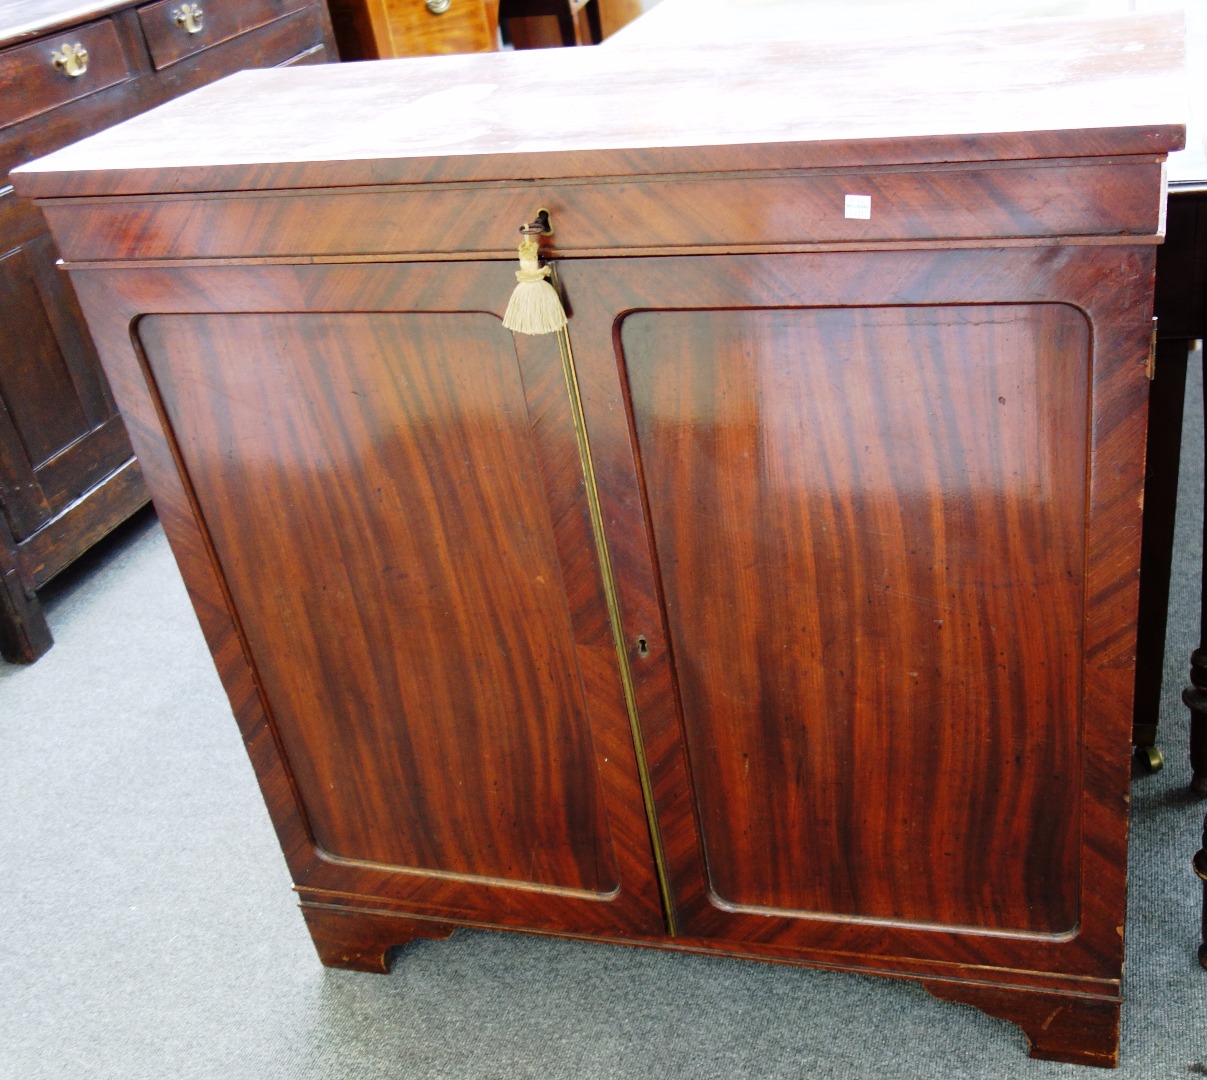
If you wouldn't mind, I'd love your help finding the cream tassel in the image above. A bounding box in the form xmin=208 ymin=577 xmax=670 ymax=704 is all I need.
xmin=503 ymin=234 xmax=567 ymax=336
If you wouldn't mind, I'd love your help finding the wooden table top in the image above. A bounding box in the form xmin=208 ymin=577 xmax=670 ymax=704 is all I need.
xmin=611 ymin=0 xmax=1205 ymax=189
xmin=12 ymin=10 xmax=1185 ymax=199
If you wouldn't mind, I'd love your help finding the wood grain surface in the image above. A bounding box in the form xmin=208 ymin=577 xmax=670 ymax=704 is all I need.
xmin=624 ymin=302 xmax=1086 ymax=932
xmin=26 ymin=5 xmax=1176 ymax=1060
xmin=53 ymin=207 xmax=1162 ymax=1072
xmin=39 ymin=159 xmax=1168 ymax=266
xmin=136 ymin=0 xmax=312 ymax=70
xmin=71 ymin=258 xmax=666 ymax=937
xmin=139 ymin=308 xmax=620 ymax=890
xmin=0 ymin=16 xmax=132 ymax=130
xmin=380 ymin=0 xmax=497 ymax=56
xmin=556 ymin=240 xmax=1154 ymax=992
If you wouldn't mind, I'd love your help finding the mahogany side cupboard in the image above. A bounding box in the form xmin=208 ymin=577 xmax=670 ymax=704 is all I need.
xmin=13 ymin=17 xmax=1186 ymax=1068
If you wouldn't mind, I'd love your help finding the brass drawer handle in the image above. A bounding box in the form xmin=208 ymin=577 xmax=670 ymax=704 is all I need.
xmin=50 ymin=43 xmax=89 ymax=77
xmin=426 ymin=0 xmax=451 ymax=13
xmin=174 ymin=4 xmax=204 ymax=33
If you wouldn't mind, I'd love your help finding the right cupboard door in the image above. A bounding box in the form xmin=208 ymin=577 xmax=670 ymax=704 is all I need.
xmin=560 ymin=245 xmax=1154 ymax=985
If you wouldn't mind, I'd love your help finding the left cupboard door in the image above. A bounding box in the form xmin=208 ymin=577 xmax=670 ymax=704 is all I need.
xmin=70 ymin=260 xmax=667 ymax=944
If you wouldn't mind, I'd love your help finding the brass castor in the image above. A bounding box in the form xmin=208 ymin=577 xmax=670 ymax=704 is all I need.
xmin=1135 ymin=744 xmax=1164 ymax=772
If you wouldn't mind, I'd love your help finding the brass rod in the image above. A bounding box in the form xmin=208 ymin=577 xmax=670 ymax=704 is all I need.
xmin=553 ymin=322 xmax=679 ymax=936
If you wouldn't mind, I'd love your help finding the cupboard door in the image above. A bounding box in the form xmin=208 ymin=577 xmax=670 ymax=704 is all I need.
xmin=107 ymin=260 xmax=664 ymax=935
xmin=628 ymin=302 xmax=1085 ymax=929
xmin=560 ymin=246 xmax=1151 ymax=980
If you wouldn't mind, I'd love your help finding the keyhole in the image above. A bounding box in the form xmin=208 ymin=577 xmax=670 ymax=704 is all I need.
xmin=636 ymin=636 xmax=650 ymax=658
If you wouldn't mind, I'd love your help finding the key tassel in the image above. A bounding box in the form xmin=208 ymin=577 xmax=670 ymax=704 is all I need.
xmin=503 ymin=234 xmax=567 ymax=336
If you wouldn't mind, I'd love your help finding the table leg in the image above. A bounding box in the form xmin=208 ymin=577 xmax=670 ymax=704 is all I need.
xmin=1196 ymin=814 xmax=1207 ymax=969
xmin=1190 ymin=661 xmax=1207 ymax=795
xmin=1186 ymin=348 xmax=1207 ymax=795
xmin=1134 ymin=337 xmax=1192 ymax=769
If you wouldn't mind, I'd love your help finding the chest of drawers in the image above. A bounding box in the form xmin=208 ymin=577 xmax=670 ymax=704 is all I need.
xmin=325 ymin=0 xmax=497 ymax=58
xmin=13 ymin=17 xmax=1184 ymax=1066
xmin=0 ymin=0 xmax=336 ymax=662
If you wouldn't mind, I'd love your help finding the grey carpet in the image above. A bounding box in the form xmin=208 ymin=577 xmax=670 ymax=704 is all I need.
xmin=2 ymin=360 xmax=1206 ymax=1079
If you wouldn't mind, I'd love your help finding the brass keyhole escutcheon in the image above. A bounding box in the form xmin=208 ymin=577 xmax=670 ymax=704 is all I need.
xmin=50 ymin=43 xmax=89 ymax=78
xmin=174 ymin=3 xmax=204 ymax=33
xmin=636 ymin=636 xmax=650 ymax=658
xmin=426 ymin=0 xmax=452 ymax=13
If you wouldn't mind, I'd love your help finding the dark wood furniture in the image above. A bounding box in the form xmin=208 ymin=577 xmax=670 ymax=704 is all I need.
xmin=499 ymin=0 xmax=600 ymax=48
xmin=1142 ymin=187 xmax=1207 ymax=968
xmin=327 ymin=0 xmax=637 ymax=58
xmin=0 ymin=0 xmax=337 ymax=663
xmin=325 ymin=0 xmax=497 ymax=58
xmin=1140 ymin=190 xmax=1207 ymax=794
xmin=14 ymin=15 xmax=1183 ymax=1067
xmin=1197 ymin=815 xmax=1207 ymax=968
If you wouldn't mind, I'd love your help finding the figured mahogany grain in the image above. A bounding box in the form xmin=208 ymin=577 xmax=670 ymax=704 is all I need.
xmin=922 ymin=980 xmax=1121 ymax=1067
xmin=52 ymin=223 xmax=1154 ymax=1068
xmin=40 ymin=160 xmax=1167 ymax=266
xmin=624 ymin=303 xmax=1086 ymax=932
xmin=69 ymin=257 xmax=664 ymax=936
xmin=138 ymin=310 xmax=618 ymax=891
xmin=557 ymin=240 xmax=1153 ymax=992
xmin=21 ymin=8 xmax=1178 ymax=1063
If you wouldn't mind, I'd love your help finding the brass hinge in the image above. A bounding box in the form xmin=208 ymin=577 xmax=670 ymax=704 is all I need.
xmin=1147 ymin=317 xmax=1159 ymax=381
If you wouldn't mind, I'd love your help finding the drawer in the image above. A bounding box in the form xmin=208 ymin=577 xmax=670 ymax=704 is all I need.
xmin=41 ymin=159 xmax=1166 ymax=263
xmin=383 ymin=0 xmax=495 ymax=55
xmin=137 ymin=0 xmax=311 ymax=70
xmin=0 ymin=20 xmax=134 ymax=132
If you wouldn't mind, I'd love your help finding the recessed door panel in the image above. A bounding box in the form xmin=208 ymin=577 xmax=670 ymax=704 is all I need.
xmin=139 ymin=310 xmax=619 ymax=894
xmin=622 ymin=302 xmax=1087 ymax=933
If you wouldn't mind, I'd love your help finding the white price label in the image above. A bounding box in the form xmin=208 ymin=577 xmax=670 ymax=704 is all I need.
xmin=844 ymin=194 xmax=872 ymax=220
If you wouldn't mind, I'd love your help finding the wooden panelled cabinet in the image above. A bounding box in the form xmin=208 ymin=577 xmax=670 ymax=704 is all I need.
xmin=0 ymin=0 xmax=337 ymax=663
xmin=14 ymin=18 xmax=1184 ymax=1068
